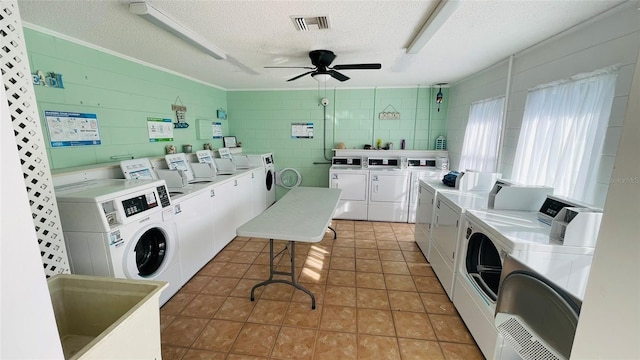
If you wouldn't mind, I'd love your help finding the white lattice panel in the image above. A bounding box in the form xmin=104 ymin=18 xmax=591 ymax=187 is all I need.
xmin=0 ymin=1 xmax=69 ymax=276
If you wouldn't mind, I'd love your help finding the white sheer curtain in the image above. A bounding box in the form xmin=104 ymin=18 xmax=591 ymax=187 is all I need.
xmin=512 ymin=68 xmax=618 ymax=202
xmin=458 ymin=96 xmax=505 ymax=172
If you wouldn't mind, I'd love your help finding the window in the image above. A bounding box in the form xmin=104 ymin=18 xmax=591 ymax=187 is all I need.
xmin=458 ymin=96 xmax=505 ymax=172
xmin=511 ymin=68 xmax=618 ymax=202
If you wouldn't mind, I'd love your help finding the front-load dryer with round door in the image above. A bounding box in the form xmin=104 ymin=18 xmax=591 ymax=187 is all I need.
xmin=452 ymin=209 xmax=594 ymax=360
xmin=55 ymin=179 xmax=182 ymax=305
xmin=276 ymin=168 xmax=302 ymax=189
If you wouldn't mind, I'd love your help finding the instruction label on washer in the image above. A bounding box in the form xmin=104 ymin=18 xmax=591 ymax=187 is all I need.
xmin=109 ymin=230 xmax=124 ymax=247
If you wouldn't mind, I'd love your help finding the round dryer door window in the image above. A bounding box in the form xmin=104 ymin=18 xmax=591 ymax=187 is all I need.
xmin=266 ymin=169 xmax=274 ymax=191
xmin=466 ymin=232 xmax=502 ymax=302
xmin=134 ymin=227 xmax=167 ymax=276
xmin=276 ymin=168 xmax=302 ymax=189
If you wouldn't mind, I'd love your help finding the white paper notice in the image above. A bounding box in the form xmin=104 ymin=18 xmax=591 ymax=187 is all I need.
xmin=213 ymin=122 xmax=223 ymax=139
xmin=291 ymin=122 xmax=314 ymax=139
xmin=147 ymin=117 xmax=174 ymax=142
xmin=45 ymin=111 xmax=101 ymax=147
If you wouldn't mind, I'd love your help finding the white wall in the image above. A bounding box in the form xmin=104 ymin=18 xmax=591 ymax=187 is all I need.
xmin=446 ymin=2 xmax=640 ymax=357
xmin=0 ymin=86 xmax=64 ymax=357
xmin=446 ymin=59 xmax=510 ymax=170
xmin=571 ymin=48 xmax=640 ymax=360
xmin=447 ymin=2 xmax=640 ymax=207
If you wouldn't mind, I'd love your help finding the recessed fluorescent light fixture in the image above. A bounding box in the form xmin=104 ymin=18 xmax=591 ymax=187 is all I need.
xmin=406 ymin=0 xmax=464 ymax=54
xmin=129 ymin=1 xmax=227 ymax=60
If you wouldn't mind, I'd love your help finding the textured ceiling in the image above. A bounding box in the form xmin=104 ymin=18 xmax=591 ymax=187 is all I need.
xmin=16 ymin=0 xmax=627 ymax=90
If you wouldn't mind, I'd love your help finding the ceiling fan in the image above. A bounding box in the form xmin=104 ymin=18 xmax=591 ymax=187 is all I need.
xmin=265 ymin=50 xmax=382 ymax=82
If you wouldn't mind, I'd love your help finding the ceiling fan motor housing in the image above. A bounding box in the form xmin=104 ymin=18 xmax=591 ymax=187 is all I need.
xmin=310 ymin=50 xmax=337 ymax=67
xmin=265 ymin=49 xmax=381 ymax=82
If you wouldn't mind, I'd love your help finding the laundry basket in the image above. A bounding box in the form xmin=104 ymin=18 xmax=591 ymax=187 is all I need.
xmin=47 ymin=274 xmax=167 ymax=360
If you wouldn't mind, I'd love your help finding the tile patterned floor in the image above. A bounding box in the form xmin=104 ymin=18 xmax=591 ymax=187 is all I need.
xmin=160 ymin=220 xmax=485 ymax=360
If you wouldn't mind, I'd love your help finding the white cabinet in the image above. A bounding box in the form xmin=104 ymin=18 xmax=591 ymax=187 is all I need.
xmin=211 ymin=171 xmax=259 ymax=253
xmin=414 ymin=183 xmax=435 ymax=260
xmin=235 ymin=172 xmax=254 ymax=227
xmin=173 ymin=192 xmax=216 ymax=282
xmin=211 ymin=180 xmax=238 ymax=254
xmin=250 ymin=167 xmax=266 ymax=215
xmin=430 ymin=197 xmax=461 ymax=299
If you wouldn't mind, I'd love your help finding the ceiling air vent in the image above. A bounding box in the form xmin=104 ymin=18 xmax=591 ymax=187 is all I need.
xmin=291 ymin=16 xmax=330 ymax=31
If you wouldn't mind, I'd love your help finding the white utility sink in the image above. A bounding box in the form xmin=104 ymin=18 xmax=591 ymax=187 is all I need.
xmin=47 ymin=274 xmax=167 ymax=359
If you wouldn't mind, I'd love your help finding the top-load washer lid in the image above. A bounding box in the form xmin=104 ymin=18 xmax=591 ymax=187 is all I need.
xmin=214 ymin=158 xmax=237 ymax=175
xmin=196 ymin=150 xmax=216 ymax=165
xmin=165 ymin=153 xmax=195 ymax=182
xmin=495 ymin=255 xmax=582 ymax=360
xmin=165 ymin=153 xmax=215 ymax=184
xmin=233 ymin=154 xmax=251 ymax=169
xmin=276 ymin=168 xmax=302 ymax=188
xmin=54 ymin=178 xmax=167 ymax=202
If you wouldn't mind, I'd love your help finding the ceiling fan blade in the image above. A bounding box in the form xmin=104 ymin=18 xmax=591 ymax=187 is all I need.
xmin=287 ymin=71 xmax=314 ymax=82
xmin=328 ymin=70 xmax=350 ymax=82
xmin=332 ymin=63 xmax=382 ymax=70
xmin=265 ymin=66 xmax=315 ymax=69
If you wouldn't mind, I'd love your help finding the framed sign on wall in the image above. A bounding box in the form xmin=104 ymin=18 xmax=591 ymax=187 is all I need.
xmin=223 ymin=136 xmax=237 ymax=148
xmin=291 ymin=122 xmax=314 ymax=139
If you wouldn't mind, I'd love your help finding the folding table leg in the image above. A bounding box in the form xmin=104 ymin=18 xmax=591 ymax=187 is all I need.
xmin=250 ymin=239 xmax=317 ymax=309
xmin=328 ymin=226 xmax=337 ymax=239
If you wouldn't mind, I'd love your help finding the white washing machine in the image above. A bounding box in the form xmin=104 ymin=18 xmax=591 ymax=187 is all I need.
xmin=453 ymin=209 xmax=594 ymax=360
xmin=406 ymin=157 xmax=445 ymax=223
xmin=55 ymin=179 xmax=182 ymax=306
xmin=248 ymin=153 xmax=276 ymax=208
xmin=367 ymin=157 xmax=410 ymax=222
xmin=329 ymin=156 xmax=368 ymax=220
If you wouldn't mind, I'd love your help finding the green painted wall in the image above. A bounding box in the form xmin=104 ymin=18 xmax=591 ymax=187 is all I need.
xmin=228 ymin=87 xmax=448 ymax=188
xmin=24 ymin=28 xmax=227 ymax=169
xmin=23 ymin=27 xmax=449 ymax=182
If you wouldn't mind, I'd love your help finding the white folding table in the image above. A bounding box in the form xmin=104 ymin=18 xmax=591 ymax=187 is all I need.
xmin=236 ymin=186 xmax=341 ymax=309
